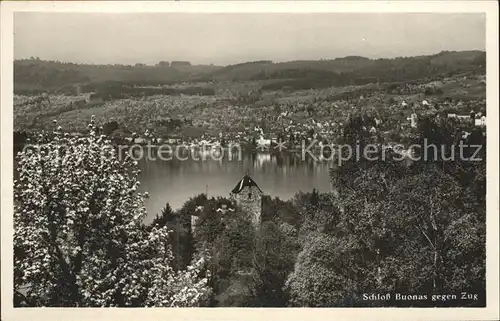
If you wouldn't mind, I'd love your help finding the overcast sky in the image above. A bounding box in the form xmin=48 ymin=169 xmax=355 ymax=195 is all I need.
xmin=14 ymin=13 xmax=485 ymax=66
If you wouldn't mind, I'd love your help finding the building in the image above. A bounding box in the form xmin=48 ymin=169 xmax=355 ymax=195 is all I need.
xmin=457 ymin=115 xmax=472 ymax=121
xmin=171 ymin=61 xmax=191 ymax=68
xmin=410 ymin=113 xmax=418 ymax=128
xmin=191 ymin=205 xmax=204 ymax=232
xmin=230 ymin=174 xmax=263 ymax=227
xmin=448 ymin=114 xmax=471 ymax=121
xmin=257 ymin=135 xmax=271 ymax=149
xmin=406 ymin=113 xmax=418 ymax=128
xmin=474 ymin=116 xmax=486 ymax=127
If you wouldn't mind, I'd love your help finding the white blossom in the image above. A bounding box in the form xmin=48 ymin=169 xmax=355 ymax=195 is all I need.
xmin=14 ymin=121 xmax=211 ymax=307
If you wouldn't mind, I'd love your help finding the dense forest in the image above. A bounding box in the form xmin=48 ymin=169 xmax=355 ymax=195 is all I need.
xmin=14 ymin=51 xmax=485 ymax=95
xmin=145 ymin=113 xmax=486 ymax=307
xmin=84 ymin=82 xmax=215 ymax=101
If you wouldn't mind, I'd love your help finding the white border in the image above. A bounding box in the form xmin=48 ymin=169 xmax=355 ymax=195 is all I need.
xmin=1 ymin=2 xmax=498 ymax=321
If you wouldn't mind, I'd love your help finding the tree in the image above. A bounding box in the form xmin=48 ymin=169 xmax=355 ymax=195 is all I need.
xmin=150 ymin=203 xmax=194 ymax=271
xmin=273 ymin=104 xmax=282 ymax=115
xmin=262 ymin=195 xmax=301 ymax=228
xmin=287 ymin=161 xmax=485 ymax=307
xmin=249 ymin=221 xmax=299 ymax=306
xmin=287 ymin=113 xmax=486 ymax=308
xmin=386 ymin=166 xmax=485 ymax=298
xmin=14 ymin=117 xmax=211 ymax=307
xmin=151 ymin=203 xmax=175 ymax=228
xmin=251 ymin=137 xmax=257 ymax=148
xmin=306 ymin=105 xmax=315 ymax=117
xmin=285 ymin=232 xmax=361 ymax=307
xmin=102 ymin=121 xmax=119 ymax=136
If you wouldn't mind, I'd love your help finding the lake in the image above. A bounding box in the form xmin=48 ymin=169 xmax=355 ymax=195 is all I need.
xmin=138 ymin=150 xmax=337 ymax=224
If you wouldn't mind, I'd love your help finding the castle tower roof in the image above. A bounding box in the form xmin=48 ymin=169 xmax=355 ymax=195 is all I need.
xmin=231 ymin=175 xmax=263 ymax=194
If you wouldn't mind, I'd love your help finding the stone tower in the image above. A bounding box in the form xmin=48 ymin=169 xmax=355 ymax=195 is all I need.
xmin=230 ymin=174 xmax=263 ymax=227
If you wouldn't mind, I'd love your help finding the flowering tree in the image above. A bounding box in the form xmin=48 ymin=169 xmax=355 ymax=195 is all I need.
xmin=14 ymin=117 xmax=211 ymax=307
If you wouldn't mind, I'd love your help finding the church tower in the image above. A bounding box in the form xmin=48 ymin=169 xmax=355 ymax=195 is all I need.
xmin=230 ymin=174 xmax=263 ymax=227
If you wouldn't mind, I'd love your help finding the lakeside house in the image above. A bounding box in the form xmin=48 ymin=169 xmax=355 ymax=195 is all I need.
xmin=447 ymin=113 xmax=487 ymax=127
xmin=475 ymin=116 xmax=487 ymax=127
xmin=257 ymin=135 xmax=271 ymax=149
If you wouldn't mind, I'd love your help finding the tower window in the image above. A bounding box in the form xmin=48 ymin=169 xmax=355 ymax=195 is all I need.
xmin=248 ymin=192 xmax=252 ymax=199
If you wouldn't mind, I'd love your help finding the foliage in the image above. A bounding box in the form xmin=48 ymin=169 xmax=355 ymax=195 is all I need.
xmin=15 ymin=51 xmax=485 ymax=94
xmin=286 ymin=161 xmax=485 ymax=307
xmin=249 ymin=221 xmax=300 ymax=306
xmin=209 ymin=211 xmax=256 ymax=306
xmin=285 ymin=232 xmax=361 ymax=307
xmin=84 ymin=82 xmax=215 ymax=101
xmin=262 ymin=195 xmax=301 ymax=228
xmin=184 ymin=194 xmax=301 ymax=307
xmin=14 ymin=118 xmax=211 ymax=307
xmin=285 ymin=114 xmax=486 ymax=307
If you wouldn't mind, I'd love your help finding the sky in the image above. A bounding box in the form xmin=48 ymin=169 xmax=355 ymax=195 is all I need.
xmin=14 ymin=13 xmax=485 ymax=66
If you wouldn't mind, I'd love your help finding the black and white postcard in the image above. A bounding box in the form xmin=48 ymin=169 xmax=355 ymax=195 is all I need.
xmin=1 ymin=1 xmax=498 ymax=321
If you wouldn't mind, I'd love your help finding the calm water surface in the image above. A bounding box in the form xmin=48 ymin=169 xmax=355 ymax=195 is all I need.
xmin=138 ymin=151 xmax=336 ymax=224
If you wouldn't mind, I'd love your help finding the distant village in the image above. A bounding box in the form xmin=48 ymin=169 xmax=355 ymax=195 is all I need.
xmin=14 ymin=73 xmax=486 ymax=160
